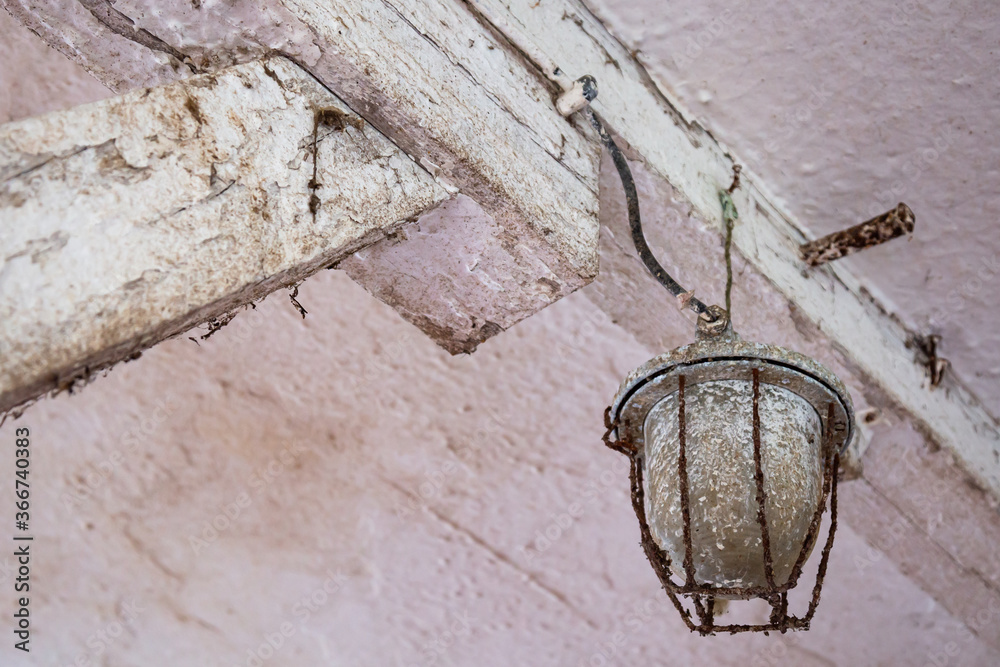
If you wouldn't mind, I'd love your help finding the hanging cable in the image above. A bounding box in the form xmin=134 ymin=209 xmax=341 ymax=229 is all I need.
xmin=460 ymin=4 xmax=718 ymax=322
xmin=581 ymin=105 xmax=717 ymax=321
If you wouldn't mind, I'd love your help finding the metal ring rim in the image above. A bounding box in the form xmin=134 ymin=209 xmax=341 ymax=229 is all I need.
xmin=611 ymin=341 xmax=855 ymax=453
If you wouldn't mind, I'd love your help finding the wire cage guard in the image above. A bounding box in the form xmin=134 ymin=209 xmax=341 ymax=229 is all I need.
xmin=605 ymin=321 xmax=853 ymax=635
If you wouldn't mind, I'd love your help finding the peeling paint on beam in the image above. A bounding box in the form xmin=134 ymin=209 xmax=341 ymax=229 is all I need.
xmin=471 ymin=0 xmax=1000 ymax=498
xmin=0 ymin=57 xmax=448 ymax=413
xmin=1 ymin=0 xmax=601 ymax=353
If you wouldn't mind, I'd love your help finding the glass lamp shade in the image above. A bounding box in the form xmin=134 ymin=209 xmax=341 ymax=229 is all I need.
xmin=644 ymin=380 xmax=823 ymax=596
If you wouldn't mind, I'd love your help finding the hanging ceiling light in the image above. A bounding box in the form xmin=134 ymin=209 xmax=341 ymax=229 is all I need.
xmin=580 ymin=99 xmax=855 ymax=635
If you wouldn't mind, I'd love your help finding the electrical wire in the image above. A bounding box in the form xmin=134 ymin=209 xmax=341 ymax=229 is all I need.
xmin=457 ymin=6 xmax=719 ymax=322
xmin=581 ymin=106 xmax=717 ymax=321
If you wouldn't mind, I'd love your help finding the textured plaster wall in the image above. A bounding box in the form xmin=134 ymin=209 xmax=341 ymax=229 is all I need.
xmin=4 ymin=271 xmax=1000 ymax=666
xmin=0 ymin=10 xmax=110 ymax=123
xmin=2 ymin=8 xmax=1000 ymax=667
xmin=583 ymin=0 xmax=1000 ymax=416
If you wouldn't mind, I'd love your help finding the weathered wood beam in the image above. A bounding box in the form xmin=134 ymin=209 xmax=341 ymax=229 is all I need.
xmin=469 ymin=0 xmax=1000 ymax=499
xmin=0 ymin=57 xmax=448 ymax=413
xmin=1 ymin=0 xmax=601 ymax=354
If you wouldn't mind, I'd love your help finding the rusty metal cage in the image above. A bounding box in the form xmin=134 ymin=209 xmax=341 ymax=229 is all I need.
xmin=605 ymin=316 xmax=854 ymax=635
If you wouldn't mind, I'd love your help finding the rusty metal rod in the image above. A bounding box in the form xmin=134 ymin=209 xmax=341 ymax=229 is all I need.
xmin=751 ymin=369 xmax=778 ymax=593
xmin=627 ymin=450 xmax=695 ymax=629
xmin=677 ymin=376 xmax=697 ymax=588
xmin=786 ymin=403 xmax=837 ymax=589
xmin=804 ymin=451 xmax=840 ymax=624
xmin=800 ymin=202 xmax=915 ymax=266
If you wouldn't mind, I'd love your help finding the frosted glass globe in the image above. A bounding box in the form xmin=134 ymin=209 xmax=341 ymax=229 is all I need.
xmin=643 ymin=379 xmax=823 ymax=597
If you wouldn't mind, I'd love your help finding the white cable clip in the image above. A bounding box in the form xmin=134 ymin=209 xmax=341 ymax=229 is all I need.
xmin=555 ymin=75 xmax=598 ymax=117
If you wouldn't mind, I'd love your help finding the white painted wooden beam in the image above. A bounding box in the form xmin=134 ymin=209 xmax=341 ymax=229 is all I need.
xmin=1 ymin=0 xmax=601 ymax=354
xmin=467 ymin=0 xmax=1000 ymax=499
xmin=0 ymin=57 xmax=448 ymax=413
